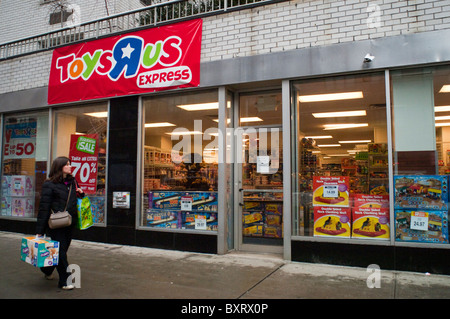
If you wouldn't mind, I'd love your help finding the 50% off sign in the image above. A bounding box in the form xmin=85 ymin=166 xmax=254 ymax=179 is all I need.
xmin=69 ymin=134 xmax=99 ymax=194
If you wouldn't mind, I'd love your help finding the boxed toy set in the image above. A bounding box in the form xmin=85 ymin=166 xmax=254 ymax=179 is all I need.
xmin=394 ymin=175 xmax=449 ymax=244
xmin=1 ymin=175 xmax=35 ymax=217
xmin=20 ymin=236 xmax=59 ymax=267
xmin=312 ymin=177 xmax=391 ymax=240
xmin=145 ymin=191 xmax=218 ymax=230
xmin=242 ymin=191 xmax=283 ymax=239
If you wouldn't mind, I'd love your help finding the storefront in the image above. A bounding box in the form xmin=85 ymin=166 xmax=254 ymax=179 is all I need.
xmin=1 ymin=15 xmax=450 ymax=275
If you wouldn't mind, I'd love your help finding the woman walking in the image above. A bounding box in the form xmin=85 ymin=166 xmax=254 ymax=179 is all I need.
xmin=36 ymin=156 xmax=84 ymax=290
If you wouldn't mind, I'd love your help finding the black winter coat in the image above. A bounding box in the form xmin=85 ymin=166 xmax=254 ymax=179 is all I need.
xmin=36 ymin=177 xmax=79 ymax=235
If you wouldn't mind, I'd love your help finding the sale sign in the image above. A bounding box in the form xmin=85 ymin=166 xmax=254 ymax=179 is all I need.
xmin=4 ymin=121 xmax=36 ymax=159
xmin=69 ymin=134 xmax=99 ymax=194
xmin=48 ymin=19 xmax=202 ymax=104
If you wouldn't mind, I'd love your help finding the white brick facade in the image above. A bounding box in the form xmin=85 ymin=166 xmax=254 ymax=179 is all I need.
xmin=0 ymin=0 xmax=144 ymax=44
xmin=1 ymin=0 xmax=450 ymax=95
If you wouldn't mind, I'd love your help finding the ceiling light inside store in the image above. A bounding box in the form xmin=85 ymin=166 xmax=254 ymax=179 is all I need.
xmin=435 ymin=116 xmax=450 ymax=121
xmin=145 ymin=122 xmax=176 ymax=128
xmin=435 ymin=122 xmax=450 ymax=127
xmin=323 ymin=123 xmax=369 ymax=130
xmin=299 ymin=91 xmax=363 ymax=103
xmin=84 ymin=111 xmax=108 ymax=118
xmin=312 ymin=110 xmax=366 ymax=118
xmin=439 ymin=85 xmax=450 ymax=93
xmin=240 ymin=117 xmax=263 ymax=123
xmin=339 ymin=140 xmax=372 ymax=143
xmin=166 ymin=131 xmax=203 ymax=135
xmin=176 ymin=101 xmax=231 ymax=111
xmin=305 ymin=135 xmax=333 ymax=139
xmin=177 ymin=102 xmax=219 ymax=111
xmin=435 ymin=105 xmax=450 ymax=112
xmin=318 ymin=144 xmax=341 ymax=147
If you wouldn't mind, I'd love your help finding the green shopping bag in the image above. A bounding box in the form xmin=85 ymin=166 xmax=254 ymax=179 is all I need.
xmin=77 ymin=197 xmax=94 ymax=230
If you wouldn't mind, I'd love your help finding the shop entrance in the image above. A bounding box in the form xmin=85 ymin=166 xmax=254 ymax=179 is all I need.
xmin=234 ymin=91 xmax=283 ymax=254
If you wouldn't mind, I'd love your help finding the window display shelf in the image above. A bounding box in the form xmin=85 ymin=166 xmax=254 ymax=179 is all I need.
xmin=242 ymin=190 xmax=283 ymax=239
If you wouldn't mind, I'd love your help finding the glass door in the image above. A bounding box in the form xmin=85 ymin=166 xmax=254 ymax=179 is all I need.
xmin=235 ymin=90 xmax=283 ymax=252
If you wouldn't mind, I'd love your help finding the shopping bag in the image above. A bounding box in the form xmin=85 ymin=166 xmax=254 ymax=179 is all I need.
xmin=77 ymin=196 xmax=94 ymax=230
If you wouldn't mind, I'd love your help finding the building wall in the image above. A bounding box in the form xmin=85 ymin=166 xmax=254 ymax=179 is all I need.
xmin=1 ymin=0 xmax=450 ymax=96
xmin=0 ymin=0 xmax=144 ymax=44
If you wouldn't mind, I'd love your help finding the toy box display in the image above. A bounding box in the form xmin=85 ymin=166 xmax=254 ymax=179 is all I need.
xmin=395 ymin=210 xmax=448 ymax=243
xmin=89 ymin=196 xmax=105 ymax=224
xmin=394 ymin=175 xmax=449 ymax=244
xmin=1 ymin=175 xmax=35 ymax=217
xmin=20 ymin=236 xmax=59 ymax=267
xmin=394 ymin=175 xmax=448 ymax=210
xmin=145 ymin=210 xmax=180 ymax=229
xmin=313 ymin=206 xmax=351 ymax=238
xmin=351 ymin=194 xmax=390 ymax=240
xmin=181 ymin=212 xmax=218 ymax=231
xmin=149 ymin=191 xmax=218 ymax=211
xmin=313 ymin=176 xmax=350 ymax=207
xmin=145 ymin=191 xmax=218 ymax=231
xmin=11 ymin=197 xmax=34 ymax=217
xmin=242 ymin=191 xmax=283 ymax=239
xmin=352 ymin=207 xmax=389 ymax=240
xmin=312 ymin=176 xmax=351 ymax=238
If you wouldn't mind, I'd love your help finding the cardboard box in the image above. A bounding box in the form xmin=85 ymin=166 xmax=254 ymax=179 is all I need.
xmin=352 ymin=207 xmax=390 ymax=240
xmin=395 ymin=209 xmax=449 ymax=244
xmin=313 ymin=206 xmax=351 ymax=238
xmin=20 ymin=237 xmax=59 ymax=267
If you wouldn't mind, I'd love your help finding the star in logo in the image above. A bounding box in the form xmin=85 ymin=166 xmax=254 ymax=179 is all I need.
xmin=121 ymin=43 xmax=135 ymax=59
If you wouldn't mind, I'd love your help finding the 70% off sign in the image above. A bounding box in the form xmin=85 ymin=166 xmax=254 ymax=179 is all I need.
xmin=69 ymin=134 xmax=99 ymax=194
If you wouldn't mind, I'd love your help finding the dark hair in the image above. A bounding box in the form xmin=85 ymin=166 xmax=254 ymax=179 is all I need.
xmin=48 ymin=156 xmax=72 ymax=183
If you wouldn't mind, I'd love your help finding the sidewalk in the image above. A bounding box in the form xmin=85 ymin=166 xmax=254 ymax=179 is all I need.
xmin=2 ymin=231 xmax=450 ymax=300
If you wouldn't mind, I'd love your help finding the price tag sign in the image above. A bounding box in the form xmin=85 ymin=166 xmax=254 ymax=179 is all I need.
xmin=181 ymin=196 xmax=193 ymax=211
xmin=195 ymin=215 xmax=207 ymax=230
xmin=323 ymin=185 xmax=339 ymax=198
xmin=410 ymin=211 xmax=429 ymax=231
xmin=69 ymin=134 xmax=99 ymax=194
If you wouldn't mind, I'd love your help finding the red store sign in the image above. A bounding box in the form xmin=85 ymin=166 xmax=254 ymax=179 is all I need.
xmin=48 ymin=19 xmax=202 ymax=104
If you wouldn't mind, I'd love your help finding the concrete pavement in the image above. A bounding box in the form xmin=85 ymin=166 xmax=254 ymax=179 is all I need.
xmin=2 ymin=231 xmax=450 ymax=302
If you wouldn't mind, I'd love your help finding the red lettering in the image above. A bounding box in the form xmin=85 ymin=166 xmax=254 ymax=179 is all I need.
xmin=181 ymin=69 xmax=190 ymax=80
xmin=152 ymin=74 xmax=159 ymax=82
xmin=160 ymin=36 xmax=182 ymax=66
xmin=174 ymin=70 xmax=181 ymax=81
xmin=167 ymin=71 xmax=174 ymax=81
xmin=159 ymin=72 xmax=166 ymax=82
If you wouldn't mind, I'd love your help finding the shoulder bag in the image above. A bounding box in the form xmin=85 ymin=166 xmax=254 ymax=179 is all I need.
xmin=48 ymin=183 xmax=73 ymax=229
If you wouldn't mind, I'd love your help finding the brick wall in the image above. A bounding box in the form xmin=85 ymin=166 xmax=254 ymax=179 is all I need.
xmin=201 ymin=0 xmax=450 ymax=61
xmin=1 ymin=0 xmax=450 ymax=95
xmin=0 ymin=0 xmax=144 ymax=44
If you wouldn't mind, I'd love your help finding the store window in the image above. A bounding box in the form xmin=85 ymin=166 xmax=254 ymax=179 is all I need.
xmin=141 ymin=90 xmax=219 ymax=231
xmin=291 ymin=73 xmax=389 ymax=240
xmin=1 ymin=112 xmax=49 ymax=218
xmin=53 ymin=103 xmax=108 ymax=225
xmin=392 ymin=66 xmax=450 ymax=245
